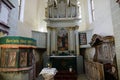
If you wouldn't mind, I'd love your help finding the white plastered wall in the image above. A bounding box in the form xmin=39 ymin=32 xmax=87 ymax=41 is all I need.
xmin=110 ymin=0 xmax=120 ymax=78
xmin=17 ymin=0 xmax=44 ymax=37
xmin=8 ymin=0 xmax=19 ymax=36
xmin=92 ymin=0 xmax=114 ymax=36
xmin=84 ymin=0 xmax=115 ymax=69
xmin=16 ymin=0 xmax=114 ymax=37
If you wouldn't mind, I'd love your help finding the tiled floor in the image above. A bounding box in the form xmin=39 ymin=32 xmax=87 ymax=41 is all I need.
xmin=36 ymin=74 xmax=88 ymax=80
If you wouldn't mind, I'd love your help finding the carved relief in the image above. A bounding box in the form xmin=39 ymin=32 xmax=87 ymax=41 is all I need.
xmin=19 ymin=51 xmax=27 ymax=67
xmin=90 ymin=34 xmax=115 ymax=63
xmin=0 ymin=48 xmax=18 ymax=68
xmin=47 ymin=0 xmax=80 ymax=18
xmin=90 ymin=34 xmax=118 ymax=80
xmin=7 ymin=51 xmax=17 ymax=67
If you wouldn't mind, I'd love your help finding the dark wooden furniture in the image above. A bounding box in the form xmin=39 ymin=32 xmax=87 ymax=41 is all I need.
xmin=50 ymin=56 xmax=77 ymax=72
xmin=89 ymin=34 xmax=118 ymax=80
xmin=0 ymin=36 xmax=36 ymax=80
xmin=54 ymin=71 xmax=77 ymax=80
xmin=90 ymin=34 xmax=115 ymax=63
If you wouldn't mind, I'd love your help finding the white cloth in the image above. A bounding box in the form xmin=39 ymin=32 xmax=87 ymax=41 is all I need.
xmin=40 ymin=68 xmax=57 ymax=75
xmin=39 ymin=68 xmax=57 ymax=80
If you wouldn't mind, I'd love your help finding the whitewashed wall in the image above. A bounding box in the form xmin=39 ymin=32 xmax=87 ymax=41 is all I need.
xmin=37 ymin=0 xmax=47 ymax=32
xmin=92 ymin=0 xmax=114 ymax=36
xmin=16 ymin=0 xmax=93 ymax=37
xmin=17 ymin=0 xmax=38 ymax=37
xmin=110 ymin=0 xmax=120 ymax=78
xmin=17 ymin=0 xmax=48 ymax=37
xmin=82 ymin=0 xmax=115 ymax=71
xmin=32 ymin=31 xmax=47 ymax=48
xmin=8 ymin=0 xmax=19 ymax=36
xmin=78 ymin=0 xmax=91 ymax=31
xmin=85 ymin=48 xmax=95 ymax=61
xmin=0 ymin=3 xmax=9 ymax=24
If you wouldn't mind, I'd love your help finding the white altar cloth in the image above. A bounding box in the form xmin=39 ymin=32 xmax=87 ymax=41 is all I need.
xmin=39 ymin=68 xmax=57 ymax=80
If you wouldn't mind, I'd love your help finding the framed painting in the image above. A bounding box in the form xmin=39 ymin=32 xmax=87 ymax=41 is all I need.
xmin=57 ymin=28 xmax=68 ymax=51
xmin=0 ymin=49 xmax=7 ymax=67
xmin=7 ymin=51 xmax=17 ymax=67
xmin=0 ymin=48 xmax=18 ymax=68
xmin=28 ymin=52 xmax=33 ymax=66
xmin=19 ymin=52 xmax=28 ymax=67
xmin=79 ymin=33 xmax=87 ymax=45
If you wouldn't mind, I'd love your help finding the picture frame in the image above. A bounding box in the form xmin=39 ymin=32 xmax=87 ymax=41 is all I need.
xmin=79 ymin=33 xmax=87 ymax=45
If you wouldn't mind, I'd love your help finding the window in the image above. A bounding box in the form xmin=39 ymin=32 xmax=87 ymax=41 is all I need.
xmin=18 ymin=0 xmax=25 ymax=22
xmin=90 ymin=0 xmax=95 ymax=21
xmin=77 ymin=1 xmax=82 ymax=18
xmin=18 ymin=0 xmax=21 ymax=19
xmin=88 ymin=0 xmax=95 ymax=23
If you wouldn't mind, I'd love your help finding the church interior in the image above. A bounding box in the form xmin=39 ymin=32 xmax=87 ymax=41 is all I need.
xmin=0 ymin=0 xmax=120 ymax=80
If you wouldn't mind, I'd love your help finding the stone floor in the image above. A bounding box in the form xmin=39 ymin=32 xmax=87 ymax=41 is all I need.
xmin=77 ymin=74 xmax=88 ymax=80
xmin=36 ymin=74 xmax=88 ymax=80
xmin=36 ymin=75 xmax=44 ymax=80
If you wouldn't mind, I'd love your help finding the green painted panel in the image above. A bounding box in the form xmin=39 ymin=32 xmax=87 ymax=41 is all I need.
xmin=0 ymin=36 xmax=36 ymax=46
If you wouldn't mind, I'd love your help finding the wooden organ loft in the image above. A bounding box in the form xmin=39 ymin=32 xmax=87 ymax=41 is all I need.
xmin=46 ymin=0 xmax=80 ymax=18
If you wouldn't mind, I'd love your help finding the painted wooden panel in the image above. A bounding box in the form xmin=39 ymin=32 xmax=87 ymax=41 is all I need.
xmin=0 ymin=48 xmax=18 ymax=68
xmin=57 ymin=28 xmax=68 ymax=51
xmin=32 ymin=31 xmax=47 ymax=48
xmin=85 ymin=61 xmax=104 ymax=80
xmin=19 ymin=50 xmax=28 ymax=67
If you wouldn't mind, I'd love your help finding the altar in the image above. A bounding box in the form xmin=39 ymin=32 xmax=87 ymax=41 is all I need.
xmin=44 ymin=0 xmax=81 ymax=76
xmin=45 ymin=0 xmax=81 ymax=56
xmin=50 ymin=56 xmax=77 ymax=72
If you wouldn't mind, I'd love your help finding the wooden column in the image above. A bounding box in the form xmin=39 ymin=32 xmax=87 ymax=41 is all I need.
xmin=51 ymin=27 xmax=56 ymax=53
xmin=75 ymin=26 xmax=79 ymax=56
xmin=68 ymin=27 xmax=76 ymax=51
